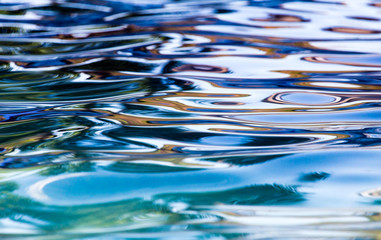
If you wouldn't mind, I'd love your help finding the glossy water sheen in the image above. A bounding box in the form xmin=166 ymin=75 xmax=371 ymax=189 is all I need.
xmin=0 ymin=0 xmax=381 ymax=239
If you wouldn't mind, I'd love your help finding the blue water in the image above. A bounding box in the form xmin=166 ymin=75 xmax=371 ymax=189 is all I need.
xmin=0 ymin=0 xmax=381 ymax=239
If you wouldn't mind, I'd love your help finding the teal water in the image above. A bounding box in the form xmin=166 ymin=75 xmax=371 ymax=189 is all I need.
xmin=0 ymin=0 xmax=381 ymax=239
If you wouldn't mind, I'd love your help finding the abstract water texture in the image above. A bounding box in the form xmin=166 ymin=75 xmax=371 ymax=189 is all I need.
xmin=0 ymin=0 xmax=380 ymax=238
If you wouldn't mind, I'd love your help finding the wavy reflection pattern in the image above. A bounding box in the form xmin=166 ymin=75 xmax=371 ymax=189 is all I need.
xmin=0 ymin=0 xmax=381 ymax=238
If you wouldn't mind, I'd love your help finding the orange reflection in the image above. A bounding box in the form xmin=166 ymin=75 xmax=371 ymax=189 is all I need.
xmin=251 ymin=14 xmax=309 ymax=22
xmin=325 ymin=27 xmax=381 ymax=34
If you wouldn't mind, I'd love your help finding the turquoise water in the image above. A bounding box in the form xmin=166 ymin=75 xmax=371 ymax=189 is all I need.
xmin=0 ymin=0 xmax=381 ymax=238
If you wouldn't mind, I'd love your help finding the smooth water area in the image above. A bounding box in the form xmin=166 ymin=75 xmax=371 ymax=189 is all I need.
xmin=0 ymin=0 xmax=381 ymax=239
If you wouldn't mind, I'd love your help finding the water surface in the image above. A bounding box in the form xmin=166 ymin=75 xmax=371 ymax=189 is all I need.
xmin=0 ymin=0 xmax=381 ymax=239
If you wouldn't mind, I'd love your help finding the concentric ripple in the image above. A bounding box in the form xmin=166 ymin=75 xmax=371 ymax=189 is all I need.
xmin=0 ymin=0 xmax=381 ymax=238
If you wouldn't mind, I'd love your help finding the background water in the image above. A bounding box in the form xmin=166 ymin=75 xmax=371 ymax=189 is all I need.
xmin=0 ymin=0 xmax=381 ymax=239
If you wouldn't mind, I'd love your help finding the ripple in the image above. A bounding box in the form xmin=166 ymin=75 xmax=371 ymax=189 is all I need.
xmin=269 ymin=92 xmax=340 ymax=106
xmin=360 ymin=187 xmax=381 ymax=199
xmin=304 ymin=55 xmax=381 ymax=67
